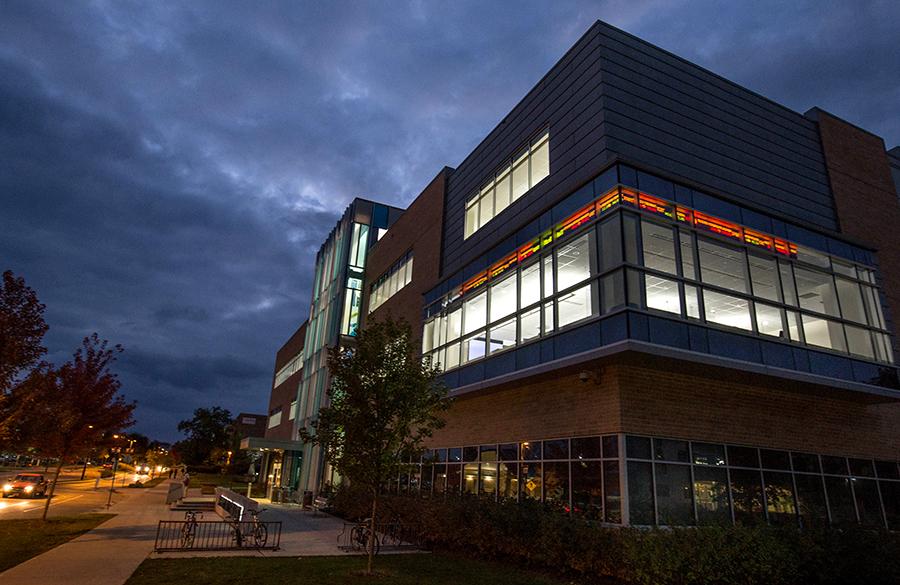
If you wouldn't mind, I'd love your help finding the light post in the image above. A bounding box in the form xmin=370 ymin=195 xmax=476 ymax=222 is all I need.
xmin=106 ymin=454 xmax=118 ymax=509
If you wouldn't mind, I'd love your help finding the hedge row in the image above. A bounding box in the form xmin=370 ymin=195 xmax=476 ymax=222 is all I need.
xmin=332 ymin=487 xmax=900 ymax=585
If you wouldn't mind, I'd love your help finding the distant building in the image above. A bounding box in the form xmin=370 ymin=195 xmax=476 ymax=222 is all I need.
xmin=231 ymin=412 xmax=266 ymax=440
xmin=265 ymin=20 xmax=900 ymax=527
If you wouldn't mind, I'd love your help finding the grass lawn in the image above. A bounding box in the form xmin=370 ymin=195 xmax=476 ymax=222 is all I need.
xmin=126 ymin=553 xmax=575 ymax=585
xmin=186 ymin=472 xmax=265 ymax=497
xmin=0 ymin=514 xmax=115 ymax=572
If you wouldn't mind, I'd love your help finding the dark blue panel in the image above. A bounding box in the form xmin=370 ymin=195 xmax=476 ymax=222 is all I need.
xmin=372 ymin=204 xmax=389 ymax=228
xmin=760 ymin=341 xmax=795 ymax=369
xmin=540 ymin=338 xmax=555 ymax=363
xmin=674 ymin=185 xmax=693 ymax=206
xmin=516 ymin=218 xmax=541 ymax=246
xmin=442 ymin=370 xmax=459 ymax=389
xmin=688 ymin=325 xmax=709 ymax=353
xmin=486 ymin=235 xmax=516 ymax=265
xmin=707 ymin=329 xmax=762 ymax=363
xmin=555 ymin=321 xmax=602 ymax=358
xmin=552 ymin=183 xmax=595 ymax=224
xmin=516 ymin=343 xmax=541 ymax=370
xmin=808 ymin=351 xmax=854 ymax=381
xmin=647 ymin=316 xmax=689 ymax=349
xmin=637 ymin=171 xmax=675 ymax=199
xmin=593 ymin=165 xmax=618 ymax=195
xmin=826 ymin=238 xmax=855 ymax=262
xmin=850 ymin=360 xmax=881 ymax=385
xmin=457 ymin=362 xmax=485 ymax=386
xmin=740 ymin=209 xmax=773 ymax=234
xmin=602 ymin=313 xmax=628 ymax=345
xmin=619 ymin=165 xmax=638 ymax=188
xmin=771 ymin=219 xmax=788 ymax=238
xmin=447 ymin=272 xmax=463 ymax=292
xmin=792 ymin=348 xmax=811 ymax=372
xmin=786 ymin=225 xmax=827 ymax=250
xmin=485 ymin=351 xmax=516 ymax=378
xmin=539 ymin=210 xmax=553 ymax=232
xmin=692 ymin=192 xmax=741 ymax=222
xmin=628 ymin=312 xmax=650 ymax=341
xmin=463 ymin=255 xmax=488 ymax=278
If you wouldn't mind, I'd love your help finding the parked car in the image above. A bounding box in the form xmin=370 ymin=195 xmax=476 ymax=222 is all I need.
xmin=2 ymin=473 xmax=50 ymax=498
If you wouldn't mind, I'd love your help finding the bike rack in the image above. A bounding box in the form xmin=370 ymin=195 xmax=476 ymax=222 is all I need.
xmin=154 ymin=520 xmax=282 ymax=552
xmin=337 ymin=521 xmax=425 ymax=554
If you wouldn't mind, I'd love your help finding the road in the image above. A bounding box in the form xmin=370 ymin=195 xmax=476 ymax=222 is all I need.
xmin=0 ymin=467 xmax=156 ymax=519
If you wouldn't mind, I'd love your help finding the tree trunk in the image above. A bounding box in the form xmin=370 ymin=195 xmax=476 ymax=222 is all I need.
xmin=42 ymin=460 xmax=64 ymax=521
xmin=367 ymin=489 xmax=377 ymax=575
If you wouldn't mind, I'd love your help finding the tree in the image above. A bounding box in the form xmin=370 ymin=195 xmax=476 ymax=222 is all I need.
xmin=174 ymin=406 xmax=233 ymax=466
xmin=15 ymin=334 xmax=135 ymax=520
xmin=0 ymin=270 xmax=49 ymax=445
xmin=301 ymin=317 xmax=451 ymax=575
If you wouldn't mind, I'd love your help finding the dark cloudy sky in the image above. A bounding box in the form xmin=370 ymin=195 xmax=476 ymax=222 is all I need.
xmin=2 ymin=1 xmax=898 ymax=442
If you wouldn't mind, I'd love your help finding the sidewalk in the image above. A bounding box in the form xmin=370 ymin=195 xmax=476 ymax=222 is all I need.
xmin=0 ymin=482 xmax=181 ymax=585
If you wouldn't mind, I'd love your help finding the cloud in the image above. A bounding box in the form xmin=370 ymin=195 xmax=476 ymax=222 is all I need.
xmin=1 ymin=1 xmax=897 ymax=439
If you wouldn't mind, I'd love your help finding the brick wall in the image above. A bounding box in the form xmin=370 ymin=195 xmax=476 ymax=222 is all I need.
xmin=426 ymin=359 xmax=900 ymax=461
xmin=265 ymin=321 xmax=307 ymax=441
xmin=364 ymin=168 xmax=449 ymax=337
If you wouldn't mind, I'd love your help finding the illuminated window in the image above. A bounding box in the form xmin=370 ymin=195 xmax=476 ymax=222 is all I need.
xmin=445 ymin=342 xmax=461 ymax=370
xmin=488 ymin=318 xmax=516 ymax=353
xmin=558 ymin=283 xmax=593 ymax=328
xmin=447 ymin=307 xmax=462 ymax=342
xmin=464 ymin=131 xmax=550 ymax=239
xmin=699 ymin=238 xmax=748 ymax=294
xmin=703 ymin=290 xmax=752 ymax=331
xmin=489 ymin=274 xmax=517 ymax=322
xmin=555 ymin=233 xmax=591 ymax=291
xmin=755 ymin=303 xmax=785 ymax=338
xmin=520 ymin=262 xmax=541 ymax=308
xmin=463 ymin=291 xmax=486 ymax=335
xmin=462 ymin=332 xmax=486 ymax=364
xmin=684 ymin=284 xmax=701 ymax=319
xmin=835 ymin=278 xmax=866 ymax=324
xmin=369 ymin=253 xmax=413 ymax=313
xmin=645 ymin=275 xmax=680 ymax=315
xmin=519 ymin=306 xmax=541 ymax=342
xmin=802 ymin=315 xmax=846 ymax=352
xmin=794 ymin=267 xmax=839 ymax=317
xmin=748 ymin=254 xmax=780 ymax=302
xmin=845 ymin=325 xmax=874 ymax=360
xmin=642 ymin=220 xmax=677 ymax=275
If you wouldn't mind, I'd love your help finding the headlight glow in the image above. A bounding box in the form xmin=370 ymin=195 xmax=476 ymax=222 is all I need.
xmin=2 ymin=484 xmax=11 ymax=492
xmin=24 ymin=485 xmax=34 ymax=492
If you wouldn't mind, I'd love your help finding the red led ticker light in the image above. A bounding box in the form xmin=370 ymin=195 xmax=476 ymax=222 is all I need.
xmin=596 ymin=188 xmax=620 ymax=213
xmin=489 ymin=252 xmax=518 ymax=279
xmin=743 ymin=228 xmax=774 ymax=252
xmin=456 ymin=183 xmax=801 ymax=297
xmin=517 ymin=238 xmax=540 ymax=263
xmin=638 ymin=192 xmax=674 ymax=219
xmin=554 ymin=203 xmax=596 ymax=239
xmin=692 ymin=211 xmax=742 ymax=241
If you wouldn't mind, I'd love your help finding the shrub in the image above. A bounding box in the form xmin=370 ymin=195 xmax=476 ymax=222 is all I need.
xmin=331 ymin=485 xmax=900 ymax=585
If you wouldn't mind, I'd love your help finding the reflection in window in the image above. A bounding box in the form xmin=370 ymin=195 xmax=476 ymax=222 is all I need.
xmin=519 ymin=307 xmax=541 ymax=343
xmin=489 ymin=275 xmax=517 ymax=322
xmin=730 ymin=469 xmax=765 ymax=525
xmin=642 ymin=220 xmax=677 ymax=275
xmin=748 ymin=254 xmax=780 ymax=302
xmin=764 ymin=471 xmax=797 ymax=525
xmin=463 ymin=292 xmax=486 ymax=335
xmin=795 ymin=474 xmax=828 ymax=528
xmin=694 ymin=467 xmax=730 ymax=525
xmin=628 ymin=461 xmax=655 ymax=525
xmin=572 ymin=461 xmax=603 ymax=518
xmin=844 ymin=325 xmax=874 ymax=360
xmin=604 ymin=461 xmax=622 ymax=523
xmin=645 ymin=275 xmax=681 ymax=314
xmin=498 ymin=462 xmax=518 ymax=499
xmin=521 ymin=462 xmax=542 ymax=500
xmin=462 ymin=333 xmax=486 ymax=364
xmin=794 ymin=267 xmax=839 ymax=316
xmin=699 ymin=238 xmax=747 ymax=293
xmin=655 ymin=463 xmax=694 ymax=525
xmin=558 ymin=283 xmax=593 ymax=328
xmin=480 ymin=463 xmax=498 ymax=498
xmin=679 ymin=229 xmax=696 ymax=279
xmin=520 ymin=263 xmax=540 ymax=308
xmin=544 ymin=462 xmax=569 ymax=505
xmin=802 ymin=315 xmax=847 ymax=352
xmin=703 ymin=290 xmax=752 ymax=331
xmin=555 ymin=234 xmax=591 ymax=291
xmin=835 ymin=278 xmax=866 ymax=324
xmin=601 ymin=270 xmax=625 ymax=313
xmin=863 ymin=286 xmax=885 ymax=329
xmin=824 ymin=476 xmax=856 ymax=525
xmin=755 ymin=303 xmax=785 ymax=338
xmin=488 ymin=319 xmax=516 ymax=354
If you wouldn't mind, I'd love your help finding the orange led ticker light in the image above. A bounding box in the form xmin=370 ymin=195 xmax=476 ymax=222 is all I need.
xmin=455 ymin=184 xmax=800 ymax=296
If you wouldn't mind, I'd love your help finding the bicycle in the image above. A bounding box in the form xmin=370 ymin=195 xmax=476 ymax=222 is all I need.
xmin=247 ymin=508 xmax=268 ymax=548
xmin=180 ymin=510 xmax=201 ymax=548
xmin=349 ymin=518 xmax=380 ymax=555
xmin=229 ymin=508 xmax=268 ymax=549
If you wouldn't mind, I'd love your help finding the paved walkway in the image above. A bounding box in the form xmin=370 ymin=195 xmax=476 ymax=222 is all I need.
xmin=0 ymin=482 xmax=181 ymax=585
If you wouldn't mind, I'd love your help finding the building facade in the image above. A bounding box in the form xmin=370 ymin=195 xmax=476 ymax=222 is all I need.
xmin=280 ymin=21 xmax=900 ymax=527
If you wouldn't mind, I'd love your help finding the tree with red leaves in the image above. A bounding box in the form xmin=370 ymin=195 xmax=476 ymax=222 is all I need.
xmin=16 ymin=334 xmax=136 ymax=520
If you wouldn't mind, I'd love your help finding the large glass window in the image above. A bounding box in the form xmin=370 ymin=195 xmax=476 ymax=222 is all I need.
xmin=645 ymin=275 xmax=681 ymax=315
xmin=489 ymin=274 xmax=517 ymax=322
xmin=679 ymin=229 xmax=696 ymax=279
xmin=572 ymin=461 xmax=603 ymax=518
xmin=465 ymin=132 xmax=550 ymax=239
xmin=836 ymin=278 xmax=866 ymax=324
xmin=628 ymin=461 xmax=655 ymax=525
xmin=544 ymin=462 xmax=569 ymax=505
xmin=642 ymin=220 xmax=677 ymax=275
xmin=764 ymin=471 xmax=796 ymax=525
xmin=462 ymin=333 xmax=486 ymax=364
xmin=519 ymin=306 xmax=540 ymax=342
xmin=655 ymin=463 xmax=694 ymax=525
xmin=703 ymin=290 xmax=752 ymax=331
xmin=463 ymin=292 xmax=486 ymax=335
xmin=557 ymin=283 xmax=593 ymax=328
xmin=845 ymin=325 xmax=874 ymax=359
xmin=698 ymin=238 xmax=747 ymax=293
xmin=555 ymin=233 xmax=592 ymax=290
xmin=488 ymin=319 xmax=516 ymax=354
xmin=794 ymin=267 xmax=839 ymax=317
xmin=520 ymin=263 xmax=541 ymax=308
xmin=802 ymin=315 xmax=847 ymax=352
xmin=755 ymin=303 xmax=785 ymax=338
xmin=521 ymin=462 xmax=542 ymax=500
xmin=730 ymin=469 xmax=765 ymax=525
xmin=824 ymin=476 xmax=856 ymax=525
xmin=748 ymin=254 xmax=780 ymax=302
xmin=694 ymin=467 xmax=730 ymax=525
